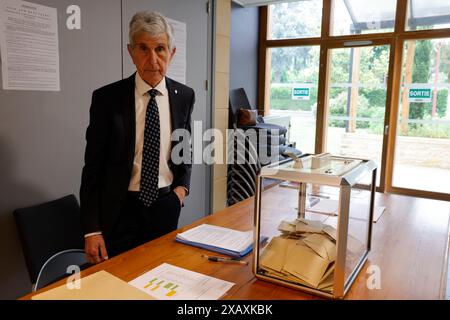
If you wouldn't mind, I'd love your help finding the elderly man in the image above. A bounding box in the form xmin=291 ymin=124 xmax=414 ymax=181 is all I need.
xmin=80 ymin=11 xmax=195 ymax=264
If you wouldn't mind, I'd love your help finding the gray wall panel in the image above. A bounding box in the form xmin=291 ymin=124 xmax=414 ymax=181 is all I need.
xmin=0 ymin=0 xmax=212 ymax=300
xmin=230 ymin=2 xmax=259 ymax=108
xmin=0 ymin=0 xmax=122 ymax=299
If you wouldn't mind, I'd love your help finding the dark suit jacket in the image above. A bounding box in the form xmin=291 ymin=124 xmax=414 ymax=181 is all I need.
xmin=80 ymin=73 xmax=195 ymax=236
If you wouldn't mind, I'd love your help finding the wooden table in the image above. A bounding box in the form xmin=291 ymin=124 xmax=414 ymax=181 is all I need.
xmin=21 ymin=188 xmax=450 ymax=300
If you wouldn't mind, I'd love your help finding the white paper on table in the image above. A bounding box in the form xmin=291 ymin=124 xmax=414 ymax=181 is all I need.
xmin=177 ymin=224 xmax=253 ymax=253
xmin=129 ymin=263 xmax=235 ymax=300
xmin=0 ymin=0 xmax=60 ymax=91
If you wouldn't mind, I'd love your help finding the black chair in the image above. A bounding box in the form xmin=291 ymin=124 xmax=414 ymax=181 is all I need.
xmin=13 ymin=194 xmax=88 ymax=291
xmin=229 ymin=88 xmax=288 ymax=136
xmin=229 ymin=88 xmax=287 ymax=166
xmin=227 ymin=88 xmax=302 ymax=206
xmin=226 ymin=127 xmax=261 ymax=206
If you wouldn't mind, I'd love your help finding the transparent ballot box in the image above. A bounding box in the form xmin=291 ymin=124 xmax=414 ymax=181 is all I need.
xmin=253 ymin=154 xmax=377 ymax=299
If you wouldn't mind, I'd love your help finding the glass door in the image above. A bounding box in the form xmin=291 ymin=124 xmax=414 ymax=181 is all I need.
xmin=391 ymin=38 xmax=450 ymax=195
xmin=325 ymin=44 xmax=391 ymax=187
xmin=268 ymin=46 xmax=321 ymax=154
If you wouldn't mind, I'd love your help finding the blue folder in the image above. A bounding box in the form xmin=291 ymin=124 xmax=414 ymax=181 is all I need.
xmin=175 ymin=235 xmax=269 ymax=258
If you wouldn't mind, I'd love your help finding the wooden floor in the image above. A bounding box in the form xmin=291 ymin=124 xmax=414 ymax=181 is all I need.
xmin=344 ymin=191 xmax=450 ymax=299
xmin=21 ymin=187 xmax=450 ymax=300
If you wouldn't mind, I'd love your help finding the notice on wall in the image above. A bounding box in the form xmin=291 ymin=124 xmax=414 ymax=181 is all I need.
xmin=166 ymin=18 xmax=186 ymax=85
xmin=0 ymin=0 xmax=60 ymax=91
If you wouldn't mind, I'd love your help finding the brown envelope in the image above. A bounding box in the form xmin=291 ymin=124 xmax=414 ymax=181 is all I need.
xmin=260 ymin=237 xmax=297 ymax=273
xmin=295 ymin=218 xmax=324 ymax=234
xmin=283 ymin=242 xmax=330 ymax=288
xmin=302 ymin=233 xmax=337 ymax=262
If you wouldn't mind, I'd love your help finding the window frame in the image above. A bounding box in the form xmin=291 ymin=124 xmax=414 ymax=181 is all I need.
xmin=258 ymin=0 xmax=450 ymax=201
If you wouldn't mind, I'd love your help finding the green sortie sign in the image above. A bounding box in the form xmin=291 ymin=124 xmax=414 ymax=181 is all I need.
xmin=292 ymin=87 xmax=310 ymax=100
xmin=409 ymin=88 xmax=432 ymax=103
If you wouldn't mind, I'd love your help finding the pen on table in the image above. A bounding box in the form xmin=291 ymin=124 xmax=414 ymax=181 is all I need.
xmin=201 ymin=254 xmax=248 ymax=265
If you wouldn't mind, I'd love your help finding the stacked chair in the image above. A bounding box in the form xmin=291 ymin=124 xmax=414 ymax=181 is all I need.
xmin=227 ymin=88 xmax=302 ymax=206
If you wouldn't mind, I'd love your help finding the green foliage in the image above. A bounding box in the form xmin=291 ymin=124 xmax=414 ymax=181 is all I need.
xmin=330 ymin=50 xmax=350 ymax=83
xmin=368 ymin=46 xmax=388 ymax=65
xmin=328 ymin=92 xmax=347 ymax=128
xmin=368 ymin=121 xmax=385 ymax=135
xmin=270 ymin=99 xmax=314 ymax=111
xmin=328 ymin=91 xmax=375 ymax=128
xmin=270 ymin=87 xmax=290 ymax=100
xmin=400 ymin=124 xmax=450 ymax=139
xmin=436 ymin=90 xmax=448 ymax=118
xmin=360 ymin=89 xmax=386 ymax=108
xmin=327 ymin=91 xmax=386 ymax=130
xmin=359 ymin=46 xmax=390 ymax=85
xmin=271 ymin=46 xmax=320 ymax=83
xmin=439 ymin=43 xmax=450 ymax=83
xmin=415 ymin=89 xmax=449 ymax=118
xmin=270 ymin=2 xmax=321 ymax=40
xmin=357 ymin=102 xmax=386 ymax=129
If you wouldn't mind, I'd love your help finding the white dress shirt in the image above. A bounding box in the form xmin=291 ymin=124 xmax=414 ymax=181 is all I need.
xmin=128 ymin=72 xmax=173 ymax=191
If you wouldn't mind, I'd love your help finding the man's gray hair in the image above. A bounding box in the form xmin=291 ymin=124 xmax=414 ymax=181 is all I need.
xmin=129 ymin=11 xmax=175 ymax=51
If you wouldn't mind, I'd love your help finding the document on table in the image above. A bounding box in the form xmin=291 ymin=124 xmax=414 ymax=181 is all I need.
xmin=32 ymin=270 xmax=155 ymax=300
xmin=176 ymin=224 xmax=258 ymax=257
xmin=129 ymin=263 xmax=234 ymax=300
